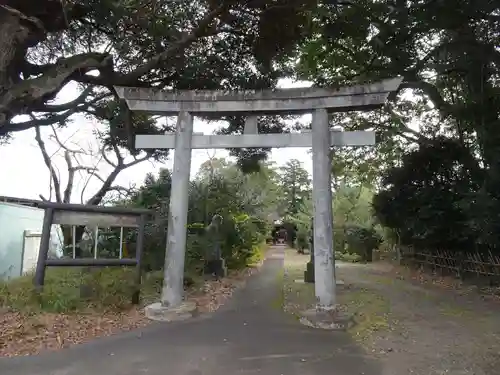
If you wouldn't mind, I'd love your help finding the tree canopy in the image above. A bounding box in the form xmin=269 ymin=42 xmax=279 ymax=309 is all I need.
xmin=3 ymin=0 xmax=500 ymax=254
xmin=294 ymin=0 xmax=500 ymax=253
xmin=278 ymin=159 xmax=311 ymax=217
xmin=0 ymin=0 xmax=314 ymax=136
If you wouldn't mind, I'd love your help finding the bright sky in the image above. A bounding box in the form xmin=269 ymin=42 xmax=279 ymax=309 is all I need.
xmin=0 ymin=79 xmax=313 ymax=202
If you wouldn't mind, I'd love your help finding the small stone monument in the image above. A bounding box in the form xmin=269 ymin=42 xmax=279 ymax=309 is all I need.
xmin=304 ymin=217 xmax=315 ymax=283
xmin=204 ymin=214 xmax=227 ymax=279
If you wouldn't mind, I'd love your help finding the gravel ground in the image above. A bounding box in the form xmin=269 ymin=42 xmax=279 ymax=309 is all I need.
xmin=282 ymin=250 xmax=500 ymax=375
xmin=336 ymin=261 xmax=500 ymax=375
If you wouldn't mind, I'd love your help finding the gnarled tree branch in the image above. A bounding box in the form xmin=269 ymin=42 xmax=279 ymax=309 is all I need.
xmin=0 ymin=52 xmax=112 ymax=127
xmin=391 ymin=77 xmax=452 ymax=119
xmin=0 ymin=2 xmax=232 ymax=137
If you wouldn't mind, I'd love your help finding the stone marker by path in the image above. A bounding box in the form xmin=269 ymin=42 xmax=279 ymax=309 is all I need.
xmin=115 ymin=78 xmax=402 ymax=325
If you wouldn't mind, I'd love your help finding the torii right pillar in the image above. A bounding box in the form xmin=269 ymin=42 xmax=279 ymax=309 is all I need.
xmin=301 ymin=109 xmax=356 ymax=330
xmin=311 ymin=108 xmax=335 ymax=311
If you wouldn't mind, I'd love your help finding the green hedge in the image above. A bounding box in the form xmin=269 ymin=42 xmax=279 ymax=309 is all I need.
xmin=334 ymin=225 xmax=382 ymax=262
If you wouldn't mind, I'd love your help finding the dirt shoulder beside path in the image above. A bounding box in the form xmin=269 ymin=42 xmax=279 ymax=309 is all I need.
xmin=337 ymin=261 xmax=500 ymax=375
xmin=282 ymin=249 xmax=500 ymax=375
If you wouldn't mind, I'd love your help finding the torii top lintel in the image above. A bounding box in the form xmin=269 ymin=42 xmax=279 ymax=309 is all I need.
xmin=114 ymin=77 xmax=403 ymax=116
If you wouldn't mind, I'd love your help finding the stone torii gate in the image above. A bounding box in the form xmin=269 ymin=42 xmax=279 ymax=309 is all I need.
xmin=115 ymin=77 xmax=402 ymax=325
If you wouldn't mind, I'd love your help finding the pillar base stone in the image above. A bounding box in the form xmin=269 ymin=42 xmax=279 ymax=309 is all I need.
xmin=299 ymin=307 xmax=355 ymax=331
xmin=295 ymin=278 xmax=345 ymax=286
xmin=145 ymin=301 xmax=198 ymax=322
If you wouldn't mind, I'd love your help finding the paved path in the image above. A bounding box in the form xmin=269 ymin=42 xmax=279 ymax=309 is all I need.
xmin=0 ymin=246 xmax=381 ymax=375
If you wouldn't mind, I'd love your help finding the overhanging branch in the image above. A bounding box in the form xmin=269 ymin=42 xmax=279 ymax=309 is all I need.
xmin=1 ymin=3 xmax=232 ymax=138
xmin=394 ymin=38 xmax=500 ymax=116
xmin=1 ymin=91 xmax=109 ymax=135
xmin=0 ymin=53 xmax=112 ymax=134
xmin=75 ymin=4 xmax=230 ymax=87
xmin=1 ymin=109 xmax=78 ymax=134
xmin=395 ymin=80 xmax=451 ymax=115
xmin=34 ymin=87 xmax=109 ymax=113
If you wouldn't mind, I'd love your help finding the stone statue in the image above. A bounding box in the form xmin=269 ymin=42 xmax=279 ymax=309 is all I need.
xmin=204 ymin=214 xmax=227 ymax=278
xmin=309 ymin=217 xmax=314 ymax=261
xmin=304 ymin=217 xmax=315 ymax=283
xmin=204 ymin=214 xmax=222 ymax=261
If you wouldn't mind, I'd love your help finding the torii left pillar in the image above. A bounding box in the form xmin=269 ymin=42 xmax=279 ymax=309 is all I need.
xmin=142 ymin=111 xmax=199 ymax=321
xmin=162 ymin=111 xmax=193 ymax=308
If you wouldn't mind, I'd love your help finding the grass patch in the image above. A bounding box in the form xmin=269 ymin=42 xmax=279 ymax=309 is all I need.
xmin=0 ymin=253 xmax=259 ymax=357
xmin=342 ymin=288 xmax=391 ymax=342
xmin=0 ymin=255 xmax=249 ymax=315
xmin=437 ymin=302 xmax=477 ymax=319
xmin=0 ymin=244 xmax=265 ymax=316
xmin=271 ymin=268 xmax=286 ymax=310
xmin=0 ymin=267 xmax=165 ymax=314
xmin=282 ymin=254 xmax=315 ymax=317
xmin=281 ymin=249 xmax=392 ymax=344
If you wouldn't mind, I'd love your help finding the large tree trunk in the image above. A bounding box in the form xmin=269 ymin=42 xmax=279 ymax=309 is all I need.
xmin=0 ymin=5 xmax=45 ymax=124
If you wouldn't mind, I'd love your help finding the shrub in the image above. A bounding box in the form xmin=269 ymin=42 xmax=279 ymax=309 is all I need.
xmin=220 ymin=213 xmax=266 ymax=268
xmin=296 ymin=229 xmax=309 ymax=251
xmin=345 ymin=225 xmax=382 ymax=262
xmin=283 ymin=221 xmax=298 ymax=248
xmin=333 ymin=228 xmax=347 ymax=253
